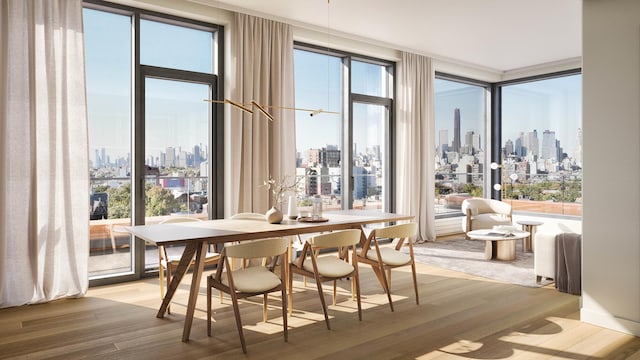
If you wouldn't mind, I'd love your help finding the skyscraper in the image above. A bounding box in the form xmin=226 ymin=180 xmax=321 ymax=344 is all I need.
xmin=526 ymin=130 xmax=539 ymax=159
xmin=166 ymin=146 xmax=176 ymax=167
xmin=541 ymin=130 xmax=558 ymax=161
xmin=438 ymin=129 xmax=449 ymax=156
xmin=452 ymin=108 xmax=461 ymax=153
xmin=505 ymin=139 xmax=514 ymax=156
xmin=574 ymin=128 xmax=583 ymax=167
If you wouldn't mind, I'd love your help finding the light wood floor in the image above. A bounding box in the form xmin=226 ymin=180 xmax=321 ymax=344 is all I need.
xmin=1 ymin=261 xmax=639 ymax=360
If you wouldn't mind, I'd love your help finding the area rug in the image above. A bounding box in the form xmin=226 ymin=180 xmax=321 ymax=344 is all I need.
xmin=403 ymin=238 xmax=553 ymax=288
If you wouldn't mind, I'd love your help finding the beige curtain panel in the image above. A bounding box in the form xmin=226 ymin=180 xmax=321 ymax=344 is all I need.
xmin=0 ymin=0 xmax=89 ymax=307
xmin=225 ymin=13 xmax=296 ymax=216
xmin=395 ymin=52 xmax=436 ymax=242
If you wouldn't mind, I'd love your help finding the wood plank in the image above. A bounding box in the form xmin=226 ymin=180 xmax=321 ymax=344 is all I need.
xmin=0 ymin=261 xmax=638 ymax=359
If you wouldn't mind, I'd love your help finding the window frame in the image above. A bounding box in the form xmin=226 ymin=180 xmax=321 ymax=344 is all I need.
xmin=435 ymin=69 xmax=582 ymax=220
xmin=294 ymin=42 xmax=396 ymax=212
xmin=434 ymin=72 xmax=492 ymax=218
xmin=84 ymin=0 xmax=224 ymax=286
xmin=494 ymin=68 xmax=582 ymax=217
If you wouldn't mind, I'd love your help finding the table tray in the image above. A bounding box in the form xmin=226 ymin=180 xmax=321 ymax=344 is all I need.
xmin=298 ymin=217 xmax=329 ymax=223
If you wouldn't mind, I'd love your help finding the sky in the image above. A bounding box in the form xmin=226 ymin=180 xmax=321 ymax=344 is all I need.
xmin=84 ymin=7 xmax=582 ymax=166
xmin=435 ymin=75 xmax=582 ymax=155
xmin=293 ymin=50 xmax=388 ymax=158
xmin=84 ymin=9 xmax=212 ymax=162
xmin=501 ymin=75 xmax=581 ymax=154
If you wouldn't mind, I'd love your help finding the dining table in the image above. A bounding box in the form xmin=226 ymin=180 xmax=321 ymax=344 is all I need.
xmin=126 ymin=209 xmax=414 ymax=342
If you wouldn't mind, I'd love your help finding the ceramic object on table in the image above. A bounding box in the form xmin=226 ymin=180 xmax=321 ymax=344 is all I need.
xmin=266 ymin=206 xmax=283 ymax=224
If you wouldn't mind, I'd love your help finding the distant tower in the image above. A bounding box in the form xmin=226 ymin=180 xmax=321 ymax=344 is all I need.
xmin=574 ymin=128 xmax=583 ymax=167
xmin=505 ymin=139 xmax=514 ymax=156
xmin=95 ymin=149 xmax=101 ymax=168
xmin=472 ymin=132 xmax=481 ymax=153
xmin=439 ymin=129 xmax=449 ymax=155
xmin=515 ymin=132 xmax=525 ymax=156
xmin=166 ymin=146 xmax=176 ymax=167
xmin=541 ymin=130 xmax=557 ymax=161
xmin=526 ymin=130 xmax=539 ymax=159
xmin=452 ymin=108 xmax=461 ymax=153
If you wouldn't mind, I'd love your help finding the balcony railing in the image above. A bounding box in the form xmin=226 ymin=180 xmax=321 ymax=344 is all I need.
xmin=435 ymin=171 xmax=582 ymax=217
xmin=89 ymin=175 xmax=208 ymax=253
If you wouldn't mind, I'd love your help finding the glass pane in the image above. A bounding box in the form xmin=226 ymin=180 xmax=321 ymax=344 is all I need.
xmin=501 ymin=74 xmax=582 ymax=216
xmin=294 ymin=49 xmax=343 ymax=213
xmin=352 ymin=103 xmax=387 ymax=211
xmin=351 ymin=60 xmax=386 ymax=97
xmin=144 ymin=78 xmax=210 ymax=269
xmin=434 ymin=78 xmax=486 ymax=215
xmin=140 ymin=19 xmax=213 ymax=73
xmin=84 ymin=8 xmax=134 ymax=278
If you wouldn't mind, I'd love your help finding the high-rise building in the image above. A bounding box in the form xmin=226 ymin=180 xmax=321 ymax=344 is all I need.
xmin=472 ymin=132 xmax=481 ymax=153
xmin=526 ymin=130 xmax=539 ymax=159
xmin=463 ymin=130 xmax=481 ymax=155
xmin=320 ymin=147 xmax=341 ymax=167
xmin=574 ymin=127 xmax=583 ymax=167
xmin=541 ymin=130 xmax=557 ymax=161
xmin=452 ymin=108 xmax=461 ymax=153
xmin=166 ymin=146 xmax=176 ymax=167
xmin=193 ymin=144 xmax=202 ymax=167
xmin=307 ymin=148 xmax=320 ymax=166
xmin=95 ymin=149 xmax=101 ymax=168
xmin=308 ymin=147 xmax=340 ymax=167
xmin=504 ymin=139 xmax=514 ymax=156
xmin=515 ymin=132 xmax=525 ymax=156
xmin=438 ymin=129 xmax=449 ymax=156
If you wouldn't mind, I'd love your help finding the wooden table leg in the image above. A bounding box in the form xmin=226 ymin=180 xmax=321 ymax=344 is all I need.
xmin=181 ymin=241 xmax=208 ymax=342
xmin=157 ymin=242 xmax=198 ymax=318
xmin=521 ymin=224 xmax=537 ymax=252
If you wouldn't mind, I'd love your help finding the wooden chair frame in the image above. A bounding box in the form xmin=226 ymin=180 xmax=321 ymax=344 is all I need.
xmin=207 ymin=237 xmax=289 ymax=354
xmin=357 ymin=222 xmax=419 ymax=312
xmin=288 ymin=229 xmax=362 ymax=330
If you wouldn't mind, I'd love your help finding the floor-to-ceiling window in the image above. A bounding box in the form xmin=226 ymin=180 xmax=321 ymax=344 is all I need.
xmin=499 ymin=72 xmax=582 ymax=216
xmin=294 ymin=45 xmax=394 ymax=212
xmin=84 ymin=2 xmax=222 ymax=283
xmin=351 ymin=60 xmax=392 ymax=211
xmin=85 ymin=7 xmax=133 ymax=278
xmin=434 ymin=76 xmax=489 ymax=216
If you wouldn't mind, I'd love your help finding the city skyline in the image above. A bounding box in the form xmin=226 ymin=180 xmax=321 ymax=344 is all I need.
xmin=435 ymin=75 xmax=582 ymax=156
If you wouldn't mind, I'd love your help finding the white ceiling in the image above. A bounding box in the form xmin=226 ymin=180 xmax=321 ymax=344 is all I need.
xmin=206 ymin=0 xmax=582 ymax=73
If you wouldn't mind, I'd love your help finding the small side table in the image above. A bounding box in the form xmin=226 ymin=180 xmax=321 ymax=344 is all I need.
xmin=517 ymin=220 xmax=543 ymax=252
xmin=466 ymin=229 xmax=529 ymax=261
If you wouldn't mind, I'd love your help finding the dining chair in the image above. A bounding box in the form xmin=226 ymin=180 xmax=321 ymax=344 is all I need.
xmin=229 ymin=212 xmax=276 ymax=320
xmin=357 ymin=222 xmax=419 ymax=312
xmin=229 ymin=212 xmax=271 ymax=267
xmin=229 ymin=212 xmax=266 ymax=221
xmin=158 ymin=217 xmax=220 ymax=314
xmin=207 ymin=237 xmax=289 ymax=354
xmin=288 ymin=229 xmax=362 ymax=330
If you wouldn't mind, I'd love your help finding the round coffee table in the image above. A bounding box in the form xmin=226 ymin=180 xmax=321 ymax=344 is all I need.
xmin=516 ymin=220 xmax=543 ymax=252
xmin=466 ymin=229 xmax=530 ymax=261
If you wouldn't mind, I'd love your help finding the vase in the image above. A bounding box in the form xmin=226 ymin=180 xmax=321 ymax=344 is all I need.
xmin=265 ymin=206 xmax=283 ymax=224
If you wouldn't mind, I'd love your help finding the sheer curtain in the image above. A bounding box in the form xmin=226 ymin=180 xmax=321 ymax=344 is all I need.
xmin=395 ymin=52 xmax=436 ymax=242
xmin=0 ymin=0 xmax=89 ymax=307
xmin=226 ymin=14 xmax=296 ymax=215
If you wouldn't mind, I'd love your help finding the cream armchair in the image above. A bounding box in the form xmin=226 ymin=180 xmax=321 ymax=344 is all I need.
xmin=461 ymin=198 xmax=513 ymax=237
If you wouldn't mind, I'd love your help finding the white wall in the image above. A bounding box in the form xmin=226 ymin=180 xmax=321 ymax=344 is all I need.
xmin=582 ymin=0 xmax=640 ymax=336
